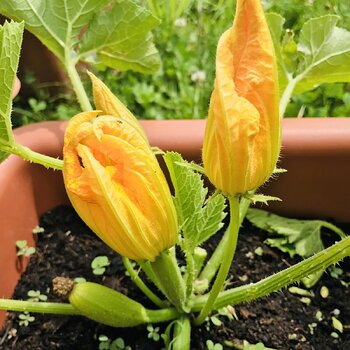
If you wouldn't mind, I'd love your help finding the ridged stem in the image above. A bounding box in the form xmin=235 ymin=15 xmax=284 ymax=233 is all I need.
xmin=150 ymin=248 xmax=187 ymax=312
xmin=192 ymin=236 xmax=350 ymax=311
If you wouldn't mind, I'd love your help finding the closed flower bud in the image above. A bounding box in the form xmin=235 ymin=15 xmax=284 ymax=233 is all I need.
xmin=63 ymin=106 xmax=178 ymax=261
xmin=202 ymin=0 xmax=281 ymax=196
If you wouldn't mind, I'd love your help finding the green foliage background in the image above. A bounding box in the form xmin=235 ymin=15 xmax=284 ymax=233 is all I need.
xmin=10 ymin=0 xmax=350 ymax=124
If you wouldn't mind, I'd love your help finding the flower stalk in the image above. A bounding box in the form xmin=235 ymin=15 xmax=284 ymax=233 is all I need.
xmin=194 ymin=196 xmax=240 ymax=325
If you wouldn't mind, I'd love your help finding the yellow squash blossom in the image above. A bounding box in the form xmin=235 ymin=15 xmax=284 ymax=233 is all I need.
xmin=202 ymin=0 xmax=281 ymax=196
xmin=63 ymin=84 xmax=178 ymax=261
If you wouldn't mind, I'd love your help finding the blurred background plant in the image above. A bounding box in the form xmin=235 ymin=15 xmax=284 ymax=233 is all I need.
xmin=9 ymin=0 xmax=350 ymax=125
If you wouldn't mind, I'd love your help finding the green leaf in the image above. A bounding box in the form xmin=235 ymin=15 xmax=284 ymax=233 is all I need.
xmin=163 ymin=152 xmax=226 ymax=249
xmin=0 ymin=0 xmax=160 ymax=73
xmin=0 ymin=21 xmax=23 ymax=162
xmin=79 ymin=0 xmax=160 ymax=74
xmin=195 ymin=193 xmax=227 ymax=246
xmin=246 ymin=209 xmax=346 ymax=287
xmin=270 ymin=14 xmax=350 ymax=101
xmin=295 ymin=15 xmax=350 ymax=93
xmin=0 ymin=0 xmax=109 ymax=62
xmin=246 ymin=208 xmax=326 ymax=258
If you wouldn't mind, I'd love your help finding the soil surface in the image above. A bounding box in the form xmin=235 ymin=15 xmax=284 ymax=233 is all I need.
xmin=0 ymin=205 xmax=349 ymax=350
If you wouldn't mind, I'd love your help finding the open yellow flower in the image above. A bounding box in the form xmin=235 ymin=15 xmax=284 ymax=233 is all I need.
xmin=63 ymin=108 xmax=178 ymax=261
xmin=202 ymin=0 xmax=281 ymax=196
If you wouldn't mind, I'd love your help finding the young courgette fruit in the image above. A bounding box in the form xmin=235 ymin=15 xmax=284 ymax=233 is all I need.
xmin=69 ymin=282 xmax=149 ymax=327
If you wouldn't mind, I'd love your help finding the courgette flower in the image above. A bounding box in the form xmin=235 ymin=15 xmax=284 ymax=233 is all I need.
xmin=63 ymin=79 xmax=178 ymax=261
xmin=202 ymin=0 xmax=281 ymax=196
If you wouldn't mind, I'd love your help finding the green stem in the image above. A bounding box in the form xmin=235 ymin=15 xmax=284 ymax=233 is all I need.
xmin=139 ymin=261 xmax=164 ymax=293
xmin=122 ymin=257 xmax=168 ymax=309
xmin=194 ymin=196 xmax=240 ymax=325
xmin=1 ymin=142 xmax=64 ymax=170
xmin=198 ymin=195 xmax=250 ymax=287
xmin=172 ymin=316 xmax=191 ymax=350
xmin=322 ymin=222 xmax=347 ymax=239
xmin=192 ymin=236 xmax=350 ymax=312
xmin=0 ymin=299 xmax=79 ymax=315
xmin=184 ymin=246 xmax=195 ymax=299
xmin=145 ymin=308 xmax=181 ymax=324
xmin=65 ymin=53 xmax=92 ymax=112
xmin=279 ymin=76 xmax=298 ymax=118
xmin=150 ymin=248 xmax=187 ymax=312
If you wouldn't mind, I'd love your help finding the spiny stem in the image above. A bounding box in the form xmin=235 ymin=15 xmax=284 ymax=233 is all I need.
xmin=192 ymin=236 xmax=350 ymax=312
xmin=0 ymin=299 xmax=79 ymax=315
xmin=4 ymin=142 xmax=64 ymax=170
xmin=194 ymin=196 xmax=240 ymax=325
xmin=150 ymin=248 xmax=187 ymax=312
xmin=122 ymin=257 xmax=168 ymax=309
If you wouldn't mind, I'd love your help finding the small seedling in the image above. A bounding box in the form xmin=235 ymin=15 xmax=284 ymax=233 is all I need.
xmin=329 ymin=266 xmax=343 ymax=279
xmin=32 ymin=225 xmax=44 ymax=234
xmin=206 ymin=340 xmax=223 ymax=350
xmin=91 ymin=256 xmax=110 ymax=275
xmin=147 ymin=324 xmax=160 ymax=342
xmin=308 ymin=322 xmax=317 ymax=335
xmin=27 ymin=290 xmax=47 ymax=302
xmin=16 ymin=240 xmax=36 ymax=257
xmin=315 ymin=310 xmax=323 ymax=321
xmin=18 ymin=312 xmax=35 ymax=327
xmin=98 ymin=335 xmax=132 ymax=350
xmin=254 ymin=247 xmax=264 ymax=256
xmin=110 ymin=338 xmax=132 ymax=350
xmin=98 ymin=335 xmax=110 ymax=350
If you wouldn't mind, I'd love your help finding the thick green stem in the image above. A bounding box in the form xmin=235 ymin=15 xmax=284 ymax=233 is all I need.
xmin=150 ymin=248 xmax=187 ymax=312
xmin=192 ymin=236 xmax=350 ymax=312
xmin=194 ymin=196 xmax=240 ymax=325
xmin=0 ymin=299 xmax=79 ymax=315
xmin=172 ymin=316 xmax=191 ymax=350
xmin=198 ymin=195 xmax=249 ymax=288
xmin=122 ymin=257 xmax=168 ymax=308
xmin=145 ymin=308 xmax=181 ymax=324
xmin=1 ymin=142 xmax=64 ymax=170
xmin=65 ymin=54 xmax=92 ymax=112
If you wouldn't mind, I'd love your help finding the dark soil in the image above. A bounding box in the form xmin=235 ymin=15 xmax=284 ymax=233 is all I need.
xmin=0 ymin=205 xmax=349 ymax=350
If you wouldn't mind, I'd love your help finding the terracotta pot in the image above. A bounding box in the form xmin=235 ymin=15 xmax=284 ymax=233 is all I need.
xmin=1 ymin=117 xmax=350 ymax=326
